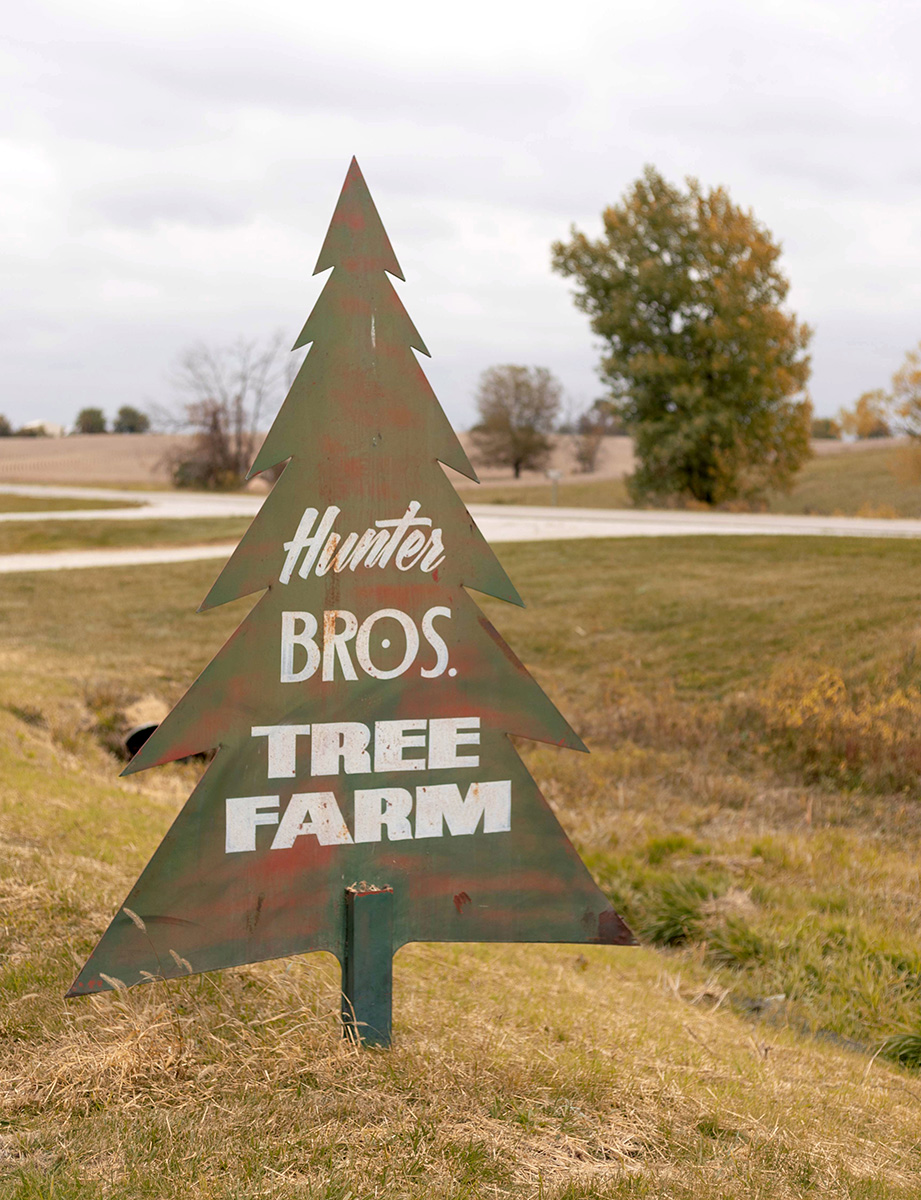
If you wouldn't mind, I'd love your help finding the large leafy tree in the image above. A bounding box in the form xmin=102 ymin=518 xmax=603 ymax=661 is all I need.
xmin=838 ymin=389 xmax=891 ymax=439
xmin=837 ymin=341 xmax=921 ymax=440
xmin=551 ymin=167 xmax=813 ymax=506
xmin=113 ymin=405 xmax=150 ymax=434
xmin=74 ymin=407 xmax=107 ymax=434
xmin=890 ymin=341 xmax=921 ymax=436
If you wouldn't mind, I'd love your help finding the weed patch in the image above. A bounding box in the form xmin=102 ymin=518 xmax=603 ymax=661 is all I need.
xmin=739 ymin=663 xmax=921 ymax=793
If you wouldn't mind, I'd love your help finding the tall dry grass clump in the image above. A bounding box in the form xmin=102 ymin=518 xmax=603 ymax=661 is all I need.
xmin=744 ymin=664 xmax=921 ymax=793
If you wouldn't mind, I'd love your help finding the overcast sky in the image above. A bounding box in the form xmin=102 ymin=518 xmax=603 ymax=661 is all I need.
xmin=3 ymin=0 xmax=920 ymax=433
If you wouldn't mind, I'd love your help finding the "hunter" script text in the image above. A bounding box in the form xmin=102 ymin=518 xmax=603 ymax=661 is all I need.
xmin=280 ymin=501 xmax=445 ymax=583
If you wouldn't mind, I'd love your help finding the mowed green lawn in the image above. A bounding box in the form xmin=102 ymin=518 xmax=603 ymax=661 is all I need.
xmin=768 ymin=444 xmax=921 ymax=517
xmin=467 ymin=476 xmax=631 ymax=508
xmin=0 ymin=495 xmax=142 ymax=514
xmin=2 ymin=538 xmax=921 ymax=1197
xmin=0 ymin=516 xmax=249 ymax=556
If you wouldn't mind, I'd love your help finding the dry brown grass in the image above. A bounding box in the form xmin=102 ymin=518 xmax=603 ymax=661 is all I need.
xmin=4 ymin=540 xmax=921 ymax=1196
xmin=4 ymin=931 xmax=921 ymax=1197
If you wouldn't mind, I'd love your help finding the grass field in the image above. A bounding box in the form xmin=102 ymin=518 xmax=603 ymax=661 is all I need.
xmin=462 ymin=444 xmax=921 ymax=517
xmin=0 ymin=517 xmax=249 ymax=556
xmin=0 ymin=496 xmax=142 ymax=514
xmin=0 ymin=446 xmax=919 ymax=565
xmin=767 ymin=445 xmax=921 ymax=518
xmin=465 ymin=478 xmax=631 ymax=508
xmin=2 ymin=538 xmax=921 ymax=1196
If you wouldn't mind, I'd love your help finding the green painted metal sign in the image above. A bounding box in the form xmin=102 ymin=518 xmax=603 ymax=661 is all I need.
xmin=68 ymin=159 xmax=633 ymax=1042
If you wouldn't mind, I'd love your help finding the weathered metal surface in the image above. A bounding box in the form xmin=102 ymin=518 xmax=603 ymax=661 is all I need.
xmin=342 ymin=885 xmax=393 ymax=1047
xmin=68 ymin=158 xmax=634 ymax=1006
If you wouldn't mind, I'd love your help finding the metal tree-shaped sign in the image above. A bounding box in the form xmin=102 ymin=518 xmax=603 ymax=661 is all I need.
xmin=69 ymin=160 xmax=633 ymax=1044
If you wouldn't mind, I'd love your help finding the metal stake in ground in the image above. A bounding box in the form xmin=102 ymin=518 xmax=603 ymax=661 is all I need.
xmin=342 ymin=883 xmax=394 ymax=1047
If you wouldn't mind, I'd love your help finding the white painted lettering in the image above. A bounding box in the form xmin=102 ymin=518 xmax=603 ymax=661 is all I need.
xmin=280 ymin=506 xmax=341 ymax=584
xmin=394 ymin=528 xmax=428 ymax=569
xmin=270 ymin=791 xmax=353 ymax=849
xmin=322 ymin=610 xmax=359 ymax=681
xmin=249 ymin=716 xmax=483 ymax=781
xmin=280 ymin=611 xmax=321 ymax=682
xmin=279 ymin=503 xmax=445 ymax=582
xmin=356 ymin=609 xmax=419 ymax=679
xmin=428 ymin=717 xmax=480 ymax=770
xmin=347 ymin=526 xmax=390 ymax=570
xmin=353 ymin=788 xmax=414 ymax=843
xmin=420 ymin=606 xmax=451 ymax=678
xmin=372 ymin=501 xmax=431 ymax=568
xmin=251 ymin=724 xmax=311 ymax=778
xmin=419 ymin=527 xmax=446 ymax=572
xmin=223 ymin=777 xmax=514 ymax=853
xmin=310 ymin=722 xmax=372 ymax=776
xmin=281 ymin=606 xmax=452 ymax=682
xmin=374 ymin=719 xmax=427 ymax=772
xmin=225 ymin=795 xmax=280 ymax=853
xmin=315 ymin=532 xmax=343 ymax=576
xmin=295 ymin=506 xmax=340 ymax=580
xmin=330 ymin=531 xmax=359 ymax=572
xmin=280 ymin=507 xmax=318 ymax=585
xmin=415 ymin=780 xmax=511 ymax=839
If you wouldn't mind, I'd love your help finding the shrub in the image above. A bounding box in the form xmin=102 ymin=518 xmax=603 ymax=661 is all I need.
xmin=740 ymin=664 xmax=921 ymax=793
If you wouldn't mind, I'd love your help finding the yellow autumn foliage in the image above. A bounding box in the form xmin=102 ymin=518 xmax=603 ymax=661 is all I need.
xmin=753 ymin=665 xmax=921 ymax=790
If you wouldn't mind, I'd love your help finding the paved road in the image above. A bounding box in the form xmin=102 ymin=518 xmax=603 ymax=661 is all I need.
xmin=2 ymin=485 xmax=921 ymax=575
xmin=471 ymin=505 xmax=921 ymax=542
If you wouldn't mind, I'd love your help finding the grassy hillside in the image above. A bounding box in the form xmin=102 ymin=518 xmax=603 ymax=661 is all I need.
xmin=467 ymin=477 xmax=631 ymax=508
xmin=2 ymin=539 xmax=921 ymax=1196
xmin=464 ymin=444 xmax=921 ymax=517
xmin=767 ymin=445 xmax=921 ymax=517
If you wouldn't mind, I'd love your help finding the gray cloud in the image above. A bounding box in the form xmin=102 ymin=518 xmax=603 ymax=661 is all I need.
xmin=7 ymin=22 xmax=575 ymax=149
xmin=2 ymin=0 xmax=920 ymax=431
xmin=73 ymin=182 xmax=255 ymax=231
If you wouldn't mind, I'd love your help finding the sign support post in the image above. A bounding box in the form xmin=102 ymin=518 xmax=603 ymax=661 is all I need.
xmin=342 ymin=884 xmax=394 ymax=1047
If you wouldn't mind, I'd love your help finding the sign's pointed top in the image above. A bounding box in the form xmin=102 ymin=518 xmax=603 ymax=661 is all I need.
xmin=313 ymin=158 xmax=404 ymax=280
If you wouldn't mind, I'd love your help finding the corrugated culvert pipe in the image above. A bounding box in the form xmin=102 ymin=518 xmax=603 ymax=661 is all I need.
xmin=123 ymin=723 xmax=159 ymax=758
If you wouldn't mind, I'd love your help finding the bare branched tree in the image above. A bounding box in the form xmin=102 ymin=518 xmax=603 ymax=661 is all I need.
xmin=164 ymin=332 xmax=301 ymax=489
xmin=470 ymin=365 xmax=563 ymax=479
xmin=571 ymin=398 xmax=627 ymax=473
